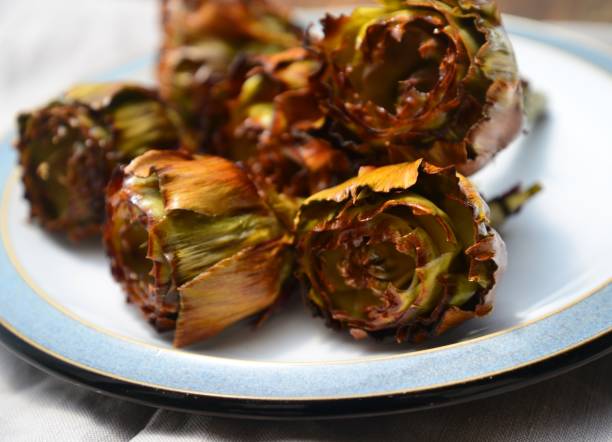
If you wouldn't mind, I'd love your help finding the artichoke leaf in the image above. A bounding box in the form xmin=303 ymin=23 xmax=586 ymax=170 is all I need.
xmin=175 ymin=240 xmax=292 ymax=347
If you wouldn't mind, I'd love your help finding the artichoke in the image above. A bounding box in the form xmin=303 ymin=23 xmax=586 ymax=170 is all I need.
xmin=158 ymin=0 xmax=301 ymax=151
xmin=311 ymin=0 xmax=523 ymax=175
xmin=223 ymin=47 xmax=353 ymax=197
xmin=104 ymin=150 xmax=293 ymax=346
xmin=295 ymin=160 xmax=506 ymax=342
xmin=16 ymin=83 xmax=179 ymax=240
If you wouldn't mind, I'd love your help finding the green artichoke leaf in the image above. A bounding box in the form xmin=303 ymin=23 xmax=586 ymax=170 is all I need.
xmin=153 ymin=211 xmax=283 ymax=285
xmin=122 ymin=174 xmax=166 ymax=221
xmin=394 ymin=251 xmax=455 ymax=318
xmin=448 ymin=273 xmax=481 ymax=306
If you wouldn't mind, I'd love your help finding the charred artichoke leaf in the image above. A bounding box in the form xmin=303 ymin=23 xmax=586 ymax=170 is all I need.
xmin=104 ymin=150 xmax=292 ymax=346
xmin=15 ymin=83 xmax=179 ymax=240
xmin=158 ymin=0 xmax=301 ymax=151
xmin=223 ymin=47 xmax=354 ymax=198
xmin=296 ymin=159 xmax=506 ymax=342
xmin=311 ymin=0 xmax=523 ymax=175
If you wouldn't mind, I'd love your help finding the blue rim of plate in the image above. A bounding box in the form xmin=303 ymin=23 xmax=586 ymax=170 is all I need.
xmin=0 ymin=15 xmax=611 ymax=419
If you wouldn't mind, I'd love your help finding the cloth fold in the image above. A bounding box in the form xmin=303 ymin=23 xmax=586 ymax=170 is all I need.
xmin=1 ymin=346 xmax=611 ymax=441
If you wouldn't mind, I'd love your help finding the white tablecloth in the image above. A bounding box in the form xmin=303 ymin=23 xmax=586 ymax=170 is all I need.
xmin=1 ymin=1 xmax=611 ymax=440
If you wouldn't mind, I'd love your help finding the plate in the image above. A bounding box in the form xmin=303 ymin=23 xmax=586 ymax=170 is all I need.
xmin=0 ymin=10 xmax=610 ymax=418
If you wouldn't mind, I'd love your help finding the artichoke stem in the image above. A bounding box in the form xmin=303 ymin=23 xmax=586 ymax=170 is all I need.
xmin=487 ymin=183 xmax=542 ymax=228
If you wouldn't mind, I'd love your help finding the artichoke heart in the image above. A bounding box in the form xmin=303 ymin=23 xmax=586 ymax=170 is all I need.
xmin=311 ymin=0 xmax=523 ymax=175
xmin=295 ymin=160 xmax=506 ymax=343
xmin=104 ymin=150 xmax=293 ymax=347
xmin=16 ymin=83 xmax=179 ymax=240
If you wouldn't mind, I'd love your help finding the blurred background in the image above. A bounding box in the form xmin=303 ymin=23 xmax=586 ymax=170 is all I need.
xmin=288 ymin=0 xmax=612 ymax=21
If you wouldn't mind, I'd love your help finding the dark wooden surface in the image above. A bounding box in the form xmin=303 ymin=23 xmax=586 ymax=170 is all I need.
xmin=286 ymin=0 xmax=612 ymax=22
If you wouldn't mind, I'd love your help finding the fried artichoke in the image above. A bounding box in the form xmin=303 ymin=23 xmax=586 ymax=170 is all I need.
xmin=158 ymin=0 xmax=301 ymax=151
xmin=295 ymin=160 xmax=506 ymax=342
xmin=16 ymin=83 xmax=179 ymax=240
xmin=311 ymin=0 xmax=523 ymax=175
xmin=104 ymin=150 xmax=292 ymax=346
xmin=223 ymin=47 xmax=353 ymax=197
